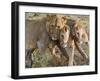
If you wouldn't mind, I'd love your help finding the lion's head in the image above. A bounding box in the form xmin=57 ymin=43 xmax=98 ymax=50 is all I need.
xmin=46 ymin=14 xmax=67 ymax=40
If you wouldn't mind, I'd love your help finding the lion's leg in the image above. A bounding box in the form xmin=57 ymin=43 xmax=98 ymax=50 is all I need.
xmin=68 ymin=41 xmax=75 ymax=66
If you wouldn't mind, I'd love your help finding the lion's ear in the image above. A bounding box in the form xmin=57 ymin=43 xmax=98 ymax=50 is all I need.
xmin=52 ymin=14 xmax=56 ymax=17
xmin=62 ymin=16 xmax=67 ymax=20
xmin=62 ymin=16 xmax=67 ymax=24
xmin=46 ymin=14 xmax=51 ymax=21
xmin=47 ymin=14 xmax=50 ymax=17
xmin=46 ymin=14 xmax=56 ymax=21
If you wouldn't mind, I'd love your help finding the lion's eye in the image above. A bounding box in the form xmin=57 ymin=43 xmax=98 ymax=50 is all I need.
xmin=57 ymin=26 xmax=60 ymax=28
xmin=61 ymin=35 xmax=64 ymax=39
xmin=51 ymin=24 xmax=55 ymax=27
xmin=77 ymin=32 xmax=79 ymax=36
xmin=82 ymin=34 xmax=85 ymax=38
xmin=76 ymin=27 xmax=79 ymax=31
xmin=64 ymin=27 xmax=67 ymax=32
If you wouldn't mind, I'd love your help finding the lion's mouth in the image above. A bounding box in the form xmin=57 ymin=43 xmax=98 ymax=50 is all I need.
xmin=62 ymin=44 xmax=67 ymax=48
xmin=60 ymin=43 xmax=68 ymax=48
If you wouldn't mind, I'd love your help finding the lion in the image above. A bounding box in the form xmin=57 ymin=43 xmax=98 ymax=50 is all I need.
xmin=25 ymin=14 xmax=69 ymax=67
xmin=59 ymin=19 xmax=89 ymax=66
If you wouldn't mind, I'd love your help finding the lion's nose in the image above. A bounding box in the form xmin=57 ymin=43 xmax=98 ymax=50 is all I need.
xmin=57 ymin=26 xmax=60 ymax=29
xmin=61 ymin=43 xmax=67 ymax=48
xmin=63 ymin=44 xmax=67 ymax=48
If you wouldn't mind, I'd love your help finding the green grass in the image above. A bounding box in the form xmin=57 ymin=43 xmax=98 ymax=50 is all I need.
xmin=32 ymin=49 xmax=51 ymax=68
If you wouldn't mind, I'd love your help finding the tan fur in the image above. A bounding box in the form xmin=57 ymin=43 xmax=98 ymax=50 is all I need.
xmin=74 ymin=21 xmax=89 ymax=45
xmin=60 ymin=19 xmax=89 ymax=66
xmin=46 ymin=14 xmax=69 ymax=63
xmin=46 ymin=14 xmax=67 ymax=40
xmin=56 ymin=15 xmax=67 ymax=29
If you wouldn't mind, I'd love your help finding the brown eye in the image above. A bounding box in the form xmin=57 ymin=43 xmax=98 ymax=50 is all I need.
xmin=57 ymin=26 xmax=60 ymax=28
xmin=61 ymin=35 xmax=64 ymax=39
xmin=82 ymin=34 xmax=85 ymax=38
xmin=51 ymin=25 xmax=54 ymax=27
xmin=76 ymin=27 xmax=78 ymax=30
xmin=65 ymin=27 xmax=67 ymax=32
xmin=77 ymin=32 xmax=79 ymax=36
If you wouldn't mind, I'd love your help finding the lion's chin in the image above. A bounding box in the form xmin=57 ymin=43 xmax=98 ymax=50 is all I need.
xmin=62 ymin=44 xmax=67 ymax=48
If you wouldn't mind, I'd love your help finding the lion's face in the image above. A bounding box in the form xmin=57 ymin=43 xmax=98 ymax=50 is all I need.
xmin=75 ymin=26 xmax=89 ymax=45
xmin=59 ymin=26 xmax=70 ymax=48
xmin=73 ymin=20 xmax=89 ymax=45
xmin=56 ymin=15 xmax=67 ymax=29
xmin=46 ymin=14 xmax=67 ymax=40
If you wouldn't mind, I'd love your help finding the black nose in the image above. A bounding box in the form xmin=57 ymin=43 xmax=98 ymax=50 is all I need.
xmin=61 ymin=35 xmax=64 ymax=39
xmin=57 ymin=26 xmax=60 ymax=28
